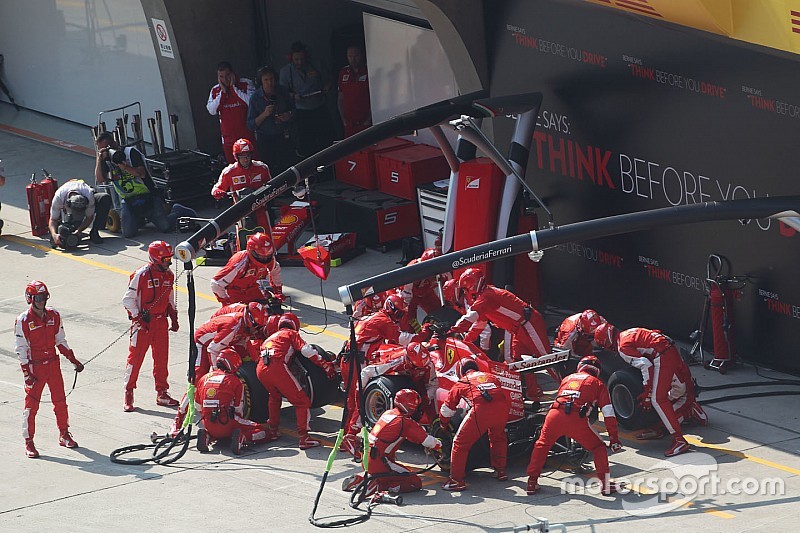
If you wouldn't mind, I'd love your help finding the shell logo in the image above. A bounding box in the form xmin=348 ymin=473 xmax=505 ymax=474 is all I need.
xmin=207 ymin=388 xmax=217 ymax=397
xmin=568 ymin=381 xmax=579 ymax=390
xmin=476 ymin=374 xmax=487 ymax=383
xmin=279 ymin=214 xmax=299 ymax=225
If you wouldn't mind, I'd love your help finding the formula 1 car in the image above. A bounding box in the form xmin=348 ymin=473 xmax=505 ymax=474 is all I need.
xmin=360 ymin=312 xmax=587 ymax=471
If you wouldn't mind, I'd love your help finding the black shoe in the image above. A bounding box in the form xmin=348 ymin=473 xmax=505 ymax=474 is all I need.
xmin=0 ymin=219 xmax=4 ymax=234
xmin=89 ymin=230 xmax=103 ymax=244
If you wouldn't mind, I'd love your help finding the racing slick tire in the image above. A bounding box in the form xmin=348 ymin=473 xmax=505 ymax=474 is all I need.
xmin=362 ymin=375 xmax=413 ymax=427
xmin=607 ymin=367 xmax=660 ymax=430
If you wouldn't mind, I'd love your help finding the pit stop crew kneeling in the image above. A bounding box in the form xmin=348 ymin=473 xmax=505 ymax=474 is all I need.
xmin=211 ymin=232 xmax=283 ymax=305
xmin=526 ymin=356 xmax=623 ymax=495
xmin=438 ymin=359 xmax=511 ymax=491
xmin=256 ymin=314 xmax=335 ymax=450
xmin=342 ymin=389 xmax=442 ymax=495
xmin=196 ymin=348 xmax=270 ymax=455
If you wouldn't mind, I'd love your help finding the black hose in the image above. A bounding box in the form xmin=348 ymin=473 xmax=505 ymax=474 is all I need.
xmin=309 ymin=318 xmax=371 ymax=528
xmin=109 ymin=426 xmax=194 ymax=465
xmin=699 ymin=391 xmax=800 ymax=406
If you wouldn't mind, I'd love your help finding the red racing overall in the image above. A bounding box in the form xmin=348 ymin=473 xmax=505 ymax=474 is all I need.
xmin=196 ymin=369 xmax=266 ymax=442
xmin=366 ymin=407 xmax=439 ymax=493
xmin=122 ymin=264 xmax=177 ymax=396
xmin=451 ymin=286 xmax=551 ymax=399
xmin=256 ymin=328 xmax=330 ymax=439
xmin=15 ymin=307 xmax=75 ymax=440
xmin=527 ymin=370 xmax=620 ymax=489
xmin=439 ymin=370 xmax=510 ymax=484
xmin=211 ymin=250 xmax=282 ymax=305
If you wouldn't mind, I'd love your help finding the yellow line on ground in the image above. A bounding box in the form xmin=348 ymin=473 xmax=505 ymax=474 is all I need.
xmin=684 ymin=436 xmax=800 ymax=477
xmin=4 ymin=234 xmax=346 ymax=341
xmin=608 ymin=424 xmax=800 ymax=481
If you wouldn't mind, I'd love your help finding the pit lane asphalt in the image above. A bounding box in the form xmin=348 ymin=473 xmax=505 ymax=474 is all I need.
xmin=1 ymin=106 xmax=799 ymax=532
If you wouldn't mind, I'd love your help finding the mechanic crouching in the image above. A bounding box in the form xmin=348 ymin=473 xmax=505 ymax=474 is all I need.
xmin=526 ymin=356 xmax=624 ymax=496
xmin=342 ymin=389 xmax=442 ymax=495
xmin=195 ymin=348 xmax=271 ymax=455
xmin=594 ymin=324 xmax=708 ymax=457
xmin=438 ymin=359 xmax=510 ymax=492
xmin=256 ymin=314 xmax=335 ymax=450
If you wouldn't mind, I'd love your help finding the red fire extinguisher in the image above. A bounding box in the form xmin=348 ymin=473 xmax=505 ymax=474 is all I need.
xmin=26 ymin=170 xmax=58 ymax=237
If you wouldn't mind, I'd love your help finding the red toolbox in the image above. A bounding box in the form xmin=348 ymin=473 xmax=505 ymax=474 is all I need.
xmin=335 ymin=137 xmax=412 ymax=189
xmin=376 ymin=143 xmax=450 ymax=200
xmin=338 ymin=190 xmax=421 ymax=247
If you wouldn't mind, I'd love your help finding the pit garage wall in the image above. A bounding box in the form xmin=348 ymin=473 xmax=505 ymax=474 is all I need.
xmin=485 ymin=0 xmax=800 ymax=371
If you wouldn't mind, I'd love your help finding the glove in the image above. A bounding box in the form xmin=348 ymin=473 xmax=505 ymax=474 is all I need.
xmin=21 ymin=364 xmax=36 ymax=388
xmin=140 ymin=310 xmax=151 ymax=323
xmin=430 ymin=438 xmax=443 ymax=453
xmin=63 ymin=350 xmax=84 ymax=372
xmin=438 ymin=416 xmax=451 ymax=429
xmin=637 ymin=390 xmax=653 ymax=411
xmin=169 ymin=317 xmax=179 ymax=332
xmin=321 ymin=361 xmax=336 ymax=380
xmin=212 ymin=189 xmax=226 ymax=200
xmin=419 ymin=323 xmax=433 ymax=341
xmin=608 ymin=439 xmax=623 ymax=453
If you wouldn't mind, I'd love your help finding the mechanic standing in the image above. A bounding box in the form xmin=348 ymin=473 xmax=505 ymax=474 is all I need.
xmin=256 ymin=315 xmax=335 ymax=450
xmin=122 ymin=241 xmax=180 ymax=412
xmin=195 ymin=348 xmax=270 ymax=455
xmin=210 ymin=138 xmax=272 ymax=230
xmin=438 ymin=359 xmax=510 ymax=491
xmin=342 ymin=389 xmax=442 ymax=495
xmin=526 ymin=356 xmax=623 ymax=495
xmin=211 ymin=232 xmax=283 ymax=305
xmin=594 ymin=324 xmax=708 ymax=457
xmin=449 ymin=268 xmax=551 ymax=400
xmin=15 ymin=281 xmax=84 ymax=458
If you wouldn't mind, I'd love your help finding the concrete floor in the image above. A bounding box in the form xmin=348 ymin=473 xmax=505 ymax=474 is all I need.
xmin=1 ymin=101 xmax=799 ymax=532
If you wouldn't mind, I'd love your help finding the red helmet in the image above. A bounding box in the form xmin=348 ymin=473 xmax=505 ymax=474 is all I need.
xmin=278 ymin=313 xmax=300 ymax=331
xmin=216 ymin=347 xmax=243 ymax=373
xmin=577 ymin=355 xmax=601 ymax=378
xmin=25 ymin=280 xmax=49 ymax=305
xmin=382 ymin=293 xmax=406 ymax=322
xmin=394 ymin=388 xmax=421 ymax=415
xmin=245 ymin=302 xmax=269 ymax=329
xmin=232 ymin=138 xmax=254 ymax=157
xmin=458 ymin=268 xmax=486 ymax=302
xmin=148 ymin=240 xmax=173 ymax=270
xmin=578 ymin=309 xmax=603 ymax=335
xmin=442 ymin=278 xmax=462 ymax=306
xmin=594 ymin=323 xmax=619 ymax=350
xmin=246 ymin=233 xmax=275 ymax=266
xmin=456 ymin=358 xmax=479 ymax=379
xmin=405 ymin=342 xmax=430 ymax=369
xmin=419 ymin=248 xmax=439 ymax=262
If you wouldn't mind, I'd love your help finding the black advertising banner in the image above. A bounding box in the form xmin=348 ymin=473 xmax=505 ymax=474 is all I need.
xmin=487 ymin=0 xmax=800 ymax=371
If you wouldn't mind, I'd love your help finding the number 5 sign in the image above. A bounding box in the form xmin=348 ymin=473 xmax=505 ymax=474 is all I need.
xmin=151 ymin=18 xmax=175 ymax=59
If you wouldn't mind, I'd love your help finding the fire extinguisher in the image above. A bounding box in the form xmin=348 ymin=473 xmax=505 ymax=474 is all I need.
xmin=26 ymin=170 xmax=58 ymax=237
